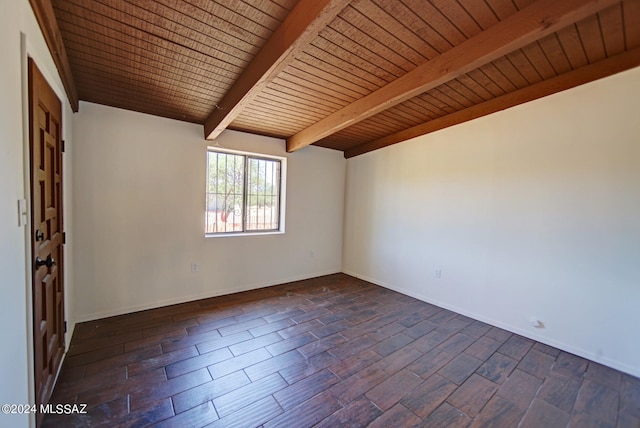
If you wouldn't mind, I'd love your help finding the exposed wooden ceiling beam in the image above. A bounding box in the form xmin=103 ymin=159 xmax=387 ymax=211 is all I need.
xmin=29 ymin=0 xmax=79 ymax=112
xmin=286 ymin=0 xmax=621 ymax=153
xmin=345 ymin=48 xmax=640 ymax=158
xmin=204 ymin=0 xmax=351 ymax=140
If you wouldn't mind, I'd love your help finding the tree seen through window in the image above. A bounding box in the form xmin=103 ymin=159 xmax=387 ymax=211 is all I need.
xmin=206 ymin=149 xmax=283 ymax=234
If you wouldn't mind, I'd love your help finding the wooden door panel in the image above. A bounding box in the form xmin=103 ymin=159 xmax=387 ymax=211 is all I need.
xmin=29 ymin=58 xmax=64 ymax=426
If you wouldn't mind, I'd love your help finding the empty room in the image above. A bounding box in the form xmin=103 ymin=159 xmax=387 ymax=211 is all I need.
xmin=1 ymin=0 xmax=639 ymax=427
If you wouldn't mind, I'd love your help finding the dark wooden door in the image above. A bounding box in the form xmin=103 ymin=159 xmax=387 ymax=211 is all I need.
xmin=29 ymin=58 xmax=65 ymax=424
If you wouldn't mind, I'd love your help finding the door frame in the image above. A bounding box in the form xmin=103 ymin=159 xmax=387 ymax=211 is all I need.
xmin=20 ymin=34 xmax=72 ymax=426
xmin=28 ymin=55 xmax=66 ymax=423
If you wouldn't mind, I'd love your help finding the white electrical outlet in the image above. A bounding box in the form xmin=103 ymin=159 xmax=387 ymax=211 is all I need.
xmin=434 ymin=269 xmax=442 ymax=279
xmin=529 ymin=318 xmax=544 ymax=329
xmin=191 ymin=263 xmax=199 ymax=272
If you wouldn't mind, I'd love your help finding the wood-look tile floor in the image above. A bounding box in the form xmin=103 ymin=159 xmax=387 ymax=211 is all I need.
xmin=44 ymin=274 xmax=639 ymax=427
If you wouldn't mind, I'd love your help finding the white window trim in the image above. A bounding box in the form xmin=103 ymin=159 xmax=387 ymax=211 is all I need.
xmin=205 ymin=147 xmax=287 ymax=237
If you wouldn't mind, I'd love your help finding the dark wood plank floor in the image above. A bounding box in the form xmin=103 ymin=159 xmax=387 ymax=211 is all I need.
xmin=43 ymin=273 xmax=639 ymax=427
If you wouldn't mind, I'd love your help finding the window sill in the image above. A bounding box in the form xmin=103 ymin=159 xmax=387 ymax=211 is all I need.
xmin=205 ymin=230 xmax=285 ymax=238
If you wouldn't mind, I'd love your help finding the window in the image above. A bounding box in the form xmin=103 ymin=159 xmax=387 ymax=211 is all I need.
xmin=206 ymin=148 xmax=285 ymax=235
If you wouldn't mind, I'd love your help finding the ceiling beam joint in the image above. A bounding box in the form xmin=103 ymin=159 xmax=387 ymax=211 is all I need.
xmin=286 ymin=0 xmax=622 ymax=152
xmin=204 ymin=0 xmax=351 ymax=141
xmin=344 ymin=48 xmax=640 ymax=158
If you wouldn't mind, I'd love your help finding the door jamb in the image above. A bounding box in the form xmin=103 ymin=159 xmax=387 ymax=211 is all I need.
xmin=21 ymin=32 xmax=37 ymax=428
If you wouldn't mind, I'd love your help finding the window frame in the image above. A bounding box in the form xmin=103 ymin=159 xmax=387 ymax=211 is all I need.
xmin=205 ymin=147 xmax=286 ymax=237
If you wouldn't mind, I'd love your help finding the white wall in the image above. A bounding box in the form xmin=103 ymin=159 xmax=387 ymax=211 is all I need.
xmin=343 ymin=66 xmax=640 ymax=377
xmin=0 ymin=0 xmax=76 ymax=426
xmin=73 ymin=103 xmax=345 ymax=321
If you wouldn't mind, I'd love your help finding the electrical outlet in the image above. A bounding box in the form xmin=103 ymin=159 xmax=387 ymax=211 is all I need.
xmin=434 ymin=269 xmax=442 ymax=279
xmin=191 ymin=263 xmax=199 ymax=272
xmin=529 ymin=318 xmax=544 ymax=329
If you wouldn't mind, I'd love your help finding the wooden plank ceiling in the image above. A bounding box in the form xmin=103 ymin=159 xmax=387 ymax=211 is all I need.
xmin=45 ymin=0 xmax=640 ymax=157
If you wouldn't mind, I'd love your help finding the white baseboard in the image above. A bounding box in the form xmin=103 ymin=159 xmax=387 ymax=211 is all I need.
xmin=342 ymin=269 xmax=640 ymax=379
xmin=74 ymin=269 xmax=341 ymax=323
